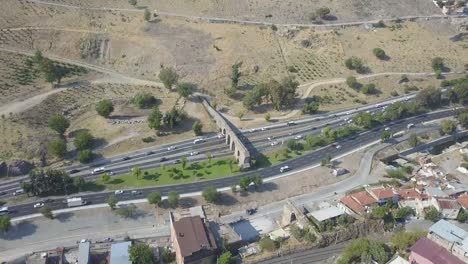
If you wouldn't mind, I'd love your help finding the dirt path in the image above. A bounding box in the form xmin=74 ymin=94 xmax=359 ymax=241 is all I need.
xmin=25 ymin=0 xmax=456 ymax=29
xmin=0 ymin=88 xmax=63 ymax=115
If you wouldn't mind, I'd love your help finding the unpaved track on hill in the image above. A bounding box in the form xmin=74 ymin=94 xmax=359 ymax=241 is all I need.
xmin=25 ymin=0 xmax=455 ymax=28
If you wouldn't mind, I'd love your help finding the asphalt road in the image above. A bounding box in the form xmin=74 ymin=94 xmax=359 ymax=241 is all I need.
xmin=5 ymin=109 xmax=456 ymax=218
xmin=256 ymin=243 xmax=347 ymax=264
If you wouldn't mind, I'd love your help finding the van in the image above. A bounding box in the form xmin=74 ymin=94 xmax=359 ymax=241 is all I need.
xmin=13 ymin=189 xmax=24 ymax=196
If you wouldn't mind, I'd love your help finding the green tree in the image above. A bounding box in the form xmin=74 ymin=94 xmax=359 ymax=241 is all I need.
xmin=415 ymin=87 xmax=442 ymax=109
xmin=345 ymin=57 xmax=365 ymax=73
xmin=408 ymin=134 xmax=420 ymax=147
xmin=176 ymin=82 xmax=193 ymax=98
xmin=441 ymin=119 xmax=457 ymax=135
xmin=49 ymin=138 xmax=67 ymax=158
xmin=218 ymin=251 xmax=234 ymax=264
xmin=457 ymin=209 xmax=468 ymax=223
xmin=259 ymin=236 xmax=278 ymax=251
xmin=34 ymin=49 xmax=44 ymax=63
xmin=287 ymin=139 xmax=301 ymax=151
xmin=353 ymin=112 xmax=373 ymax=128
xmin=77 ymin=149 xmax=93 ymax=163
xmin=192 ymin=121 xmax=203 ymax=136
xmin=321 ymin=153 xmax=332 ymax=167
xmin=361 ymin=83 xmax=377 ymax=95
xmin=207 ymin=153 xmax=213 ymax=165
xmin=74 ymin=131 xmax=94 ymax=150
xmin=381 ymin=130 xmax=392 ymax=142
xmin=425 ymin=206 xmax=441 ymax=222
xmin=391 ymin=230 xmax=426 ymax=252
xmin=338 ymin=238 xmax=389 ymax=264
xmin=457 ymin=112 xmax=468 ymax=128
xmin=264 ymin=113 xmax=271 ymax=121
xmin=168 ymin=191 xmax=179 ymax=208
xmin=48 ymin=114 xmax=70 ymax=134
xmin=74 ymin=176 xmax=85 ymax=191
xmin=373 ymin=48 xmax=386 ymax=59
xmin=251 ymin=174 xmax=263 ymax=189
xmin=290 ymin=225 xmax=305 ymax=241
xmin=0 ymin=215 xmax=11 ymax=232
xmin=159 ymin=67 xmax=179 ymax=90
xmin=128 ymin=243 xmax=156 ymax=264
xmin=202 ymin=186 xmax=220 ymax=203
xmin=337 ymin=214 xmax=355 ymax=227
xmin=237 ymin=111 xmax=244 ymax=121
xmin=132 ymin=92 xmax=157 ymax=109
xmin=95 ymin=99 xmax=114 ymax=118
xmin=371 ymin=206 xmax=389 ymax=219
xmin=163 ymin=107 xmax=186 ymax=129
xmin=346 ymin=76 xmax=359 ymax=89
xmin=268 ymin=78 xmax=298 ymax=110
xmin=147 ymin=192 xmax=161 ymax=206
xmin=148 ymin=107 xmax=163 ymax=130
xmin=106 ymin=195 xmax=118 ymax=210
xmin=239 ymin=176 xmax=251 ymax=191
xmin=132 ymin=166 xmax=141 ymax=180
xmin=40 ymin=206 xmax=54 ymax=219
xmin=452 ymin=82 xmax=468 ymax=105
xmin=181 ymin=157 xmax=187 ymax=170
xmin=394 ymin=207 xmax=414 ymax=220
xmin=101 ymin=173 xmax=110 ymax=182
xmin=231 ymin=63 xmax=241 ymax=89
xmin=302 ymin=101 xmax=320 ymax=114
xmin=144 ymin=9 xmax=151 ymax=21
xmin=432 ymin=57 xmax=445 ymax=72
xmin=316 ymin=7 xmax=331 ymax=18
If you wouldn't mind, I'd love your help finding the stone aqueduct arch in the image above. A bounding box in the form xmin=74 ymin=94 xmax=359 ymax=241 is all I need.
xmin=201 ymin=98 xmax=251 ymax=169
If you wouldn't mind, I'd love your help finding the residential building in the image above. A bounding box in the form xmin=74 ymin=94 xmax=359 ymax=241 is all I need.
xmin=109 ymin=241 xmax=132 ymax=264
xmin=171 ymin=215 xmax=218 ymax=264
xmin=367 ymin=187 xmax=398 ymax=205
xmin=338 ymin=191 xmax=376 ymax=216
xmin=409 ymin=238 xmax=464 ymax=264
xmin=428 ymin=219 xmax=468 ymax=262
xmin=308 ymin=206 xmax=345 ymax=225
xmin=426 ymin=187 xmax=449 ymax=198
xmin=78 ymin=241 xmax=90 ymax=264
xmin=457 ymin=194 xmax=468 ymax=210
xmin=431 ymin=197 xmax=461 ymax=220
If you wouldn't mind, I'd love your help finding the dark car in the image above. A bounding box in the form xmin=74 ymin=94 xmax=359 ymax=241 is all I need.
xmin=146 ymin=151 xmax=155 ymax=155
xmin=0 ymin=191 xmax=6 ymax=196
xmin=70 ymin=169 xmax=80 ymax=174
xmin=122 ymin=156 xmax=131 ymax=161
xmin=173 ymin=159 xmax=181 ymax=164
xmin=159 ymin=157 xmax=168 ymax=162
xmin=246 ymin=208 xmax=257 ymax=215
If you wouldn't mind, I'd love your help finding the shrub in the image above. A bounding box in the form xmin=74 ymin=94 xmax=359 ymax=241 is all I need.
xmin=95 ymin=99 xmax=114 ymax=118
xmin=316 ymin=7 xmax=331 ymax=18
xmin=287 ymin=65 xmax=298 ymax=73
xmin=345 ymin=57 xmax=365 ymax=73
xmin=346 ymin=76 xmax=359 ymax=89
xmin=373 ymin=48 xmax=386 ymax=59
xmin=431 ymin=57 xmax=445 ymax=72
xmin=48 ymin=114 xmax=70 ymax=134
xmin=141 ymin=136 xmax=155 ymax=143
xmin=132 ymin=92 xmax=157 ymax=109
xmin=49 ymin=138 xmax=67 ymax=158
xmin=74 ymin=131 xmax=94 ymax=150
xmin=77 ymin=149 xmax=93 ymax=163
xmin=361 ymin=83 xmax=377 ymax=94
xmin=202 ymin=186 xmax=220 ymax=203
xmin=259 ymin=236 xmax=279 ymax=251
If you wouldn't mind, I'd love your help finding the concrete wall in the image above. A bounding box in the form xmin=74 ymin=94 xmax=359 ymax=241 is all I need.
xmin=201 ymin=99 xmax=251 ymax=169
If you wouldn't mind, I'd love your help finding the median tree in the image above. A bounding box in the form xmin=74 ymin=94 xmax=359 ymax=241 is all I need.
xmin=49 ymin=138 xmax=67 ymax=158
xmin=168 ymin=191 xmax=179 ymax=208
xmin=40 ymin=206 xmax=54 ymax=219
xmin=74 ymin=176 xmax=86 ymax=191
xmin=159 ymin=67 xmax=179 ymax=90
xmin=107 ymin=195 xmax=118 ymax=210
xmin=129 ymin=243 xmax=156 ymax=264
xmin=441 ymin=119 xmax=457 ymax=135
xmin=148 ymin=107 xmax=163 ymax=130
xmin=95 ymin=99 xmax=114 ymax=118
xmin=0 ymin=216 xmax=11 ymax=232
xmin=458 ymin=112 xmax=468 ymax=128
xmin=381 ymin=130 xmax=392 ymax=142
xmin=48 ymin=114 xmax=70 ymax=135
xmin=239 ymin=176 xmax=251 ymax=191
xmin=132 ymin=166 xmax=141 ymax=180
xmin=202 ymin=186 xmax=220 ymax=203
xmin=101 ymin=173 xmax=110 ymax=182
xmin=192 ymin=121 xmax=203 ymax=136
xmin=408 ymin=134 xmax=420 ymax=147
xmin=415 ymin=87 xmax=442 ymax=109
xmin=181 ymin=157 xmax=187 ymax=170
xmin=147 ymin=191 xmax=162 ymax=206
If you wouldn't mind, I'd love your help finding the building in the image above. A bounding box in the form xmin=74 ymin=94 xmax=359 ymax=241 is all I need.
xmin=425 ymin=187 xmax=449 ymax=198
xmin=367 ymin=187 xmax=398 ymax=205
xmin=386 ymin=255 xmax=409 ymax=264
xmin=409 ymin=238 xmax=464 ymax=264
xmin=171 ymin=215 xmax=218 ymax=264
xmin=78 ymin=241 xmax=90 ymax=264
xmin=109 ymin=241 xmax=132 ymax=264
xmin=338 ymin=191 xmax=376 ymax=216
xmin=308 ymin=206 xmax=345 ymax=225
xmin=457 ymin=193 xmax=468 ymax=210
xmin=431 ymin=197 xmax=461 ymax=220
xmin=428 ymin=219 xmax=468 ymax=262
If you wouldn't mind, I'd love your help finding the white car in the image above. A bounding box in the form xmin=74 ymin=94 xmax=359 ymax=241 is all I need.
xmin=407 ymin=123 xmax=415 ymax=129
xmin=114 ymin=190 xmax=124 ymax=195
xmin=271 ymin=141 xmax=279 ymax=146
xmin=249 ymin=128 xmax=257 ymax=133
xmin=384 ymin=127 xmax=390 ymax=131
xmin=167 ymin=146 xmax=176 ymax=151
xmin=217 ymin=134 xmax=224 ymax=139
xmin=33 ymin=202 xmax=44 ymax=208
xmin=294 ymin=135 xmax=303 ymax=140
xmin=335 ymin=145 xmax=342 ymax=149
xmin=261 ymin=127 xmax=267 ymax=131
xmin=280 ymin=166 xmax=291 ymax=173
xmin=190 ymin=151 xmax=199 ymax=156
xmin=267 ymin=136 xmax=275 ymax=141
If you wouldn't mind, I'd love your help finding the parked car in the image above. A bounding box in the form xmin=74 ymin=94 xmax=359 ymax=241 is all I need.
xmin=167 ymin=146 xmax=176 ymax=151
xmin=131 ymin=190 xmax=142 ymax=196
xmin=190 ymin=151 xmax=199 ymax=156
xmin=114 ymin=190 xmax=124 ymax=195
xmin=69 ymin=169 xmax=80 ymax=174
xmin=122 ymin=156 xmax=131 ymax=161
xmin=173 ymin=159 xmax=181 ymax=164
xmin=294 ymin=135 xmax=303 ymax=140
xmin=287 ymin=121 xmax=297 ymax=126
xmin=146 ymin=151 xmax=155 ymax=155
xmin=270 ymin=141 xmax=279 ymax=146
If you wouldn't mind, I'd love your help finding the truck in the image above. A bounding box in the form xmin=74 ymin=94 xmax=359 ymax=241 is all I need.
xmin=67 ymin=197 xmax=87 ymax=207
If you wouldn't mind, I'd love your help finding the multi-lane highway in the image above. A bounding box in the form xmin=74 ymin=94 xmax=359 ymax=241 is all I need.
xmin=5 ymin=108 xmax=458 ymax=217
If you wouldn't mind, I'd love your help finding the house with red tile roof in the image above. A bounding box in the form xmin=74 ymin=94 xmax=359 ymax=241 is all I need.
xmin=457 ymin=194 xmax=468 ymax=210
xmin=367 ymin=187 xmax=398 ymax=205
xmin=338 ymin=191 xmax=376 ymax=216
xmin=431 ymin=197 xmax=461 ymax=220
xmin=410 ymin=238 xmax=464 ymax=264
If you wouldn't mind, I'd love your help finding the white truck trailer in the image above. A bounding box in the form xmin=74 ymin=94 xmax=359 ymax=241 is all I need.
xmin=67 ymin=197 xmax=87 ymax=207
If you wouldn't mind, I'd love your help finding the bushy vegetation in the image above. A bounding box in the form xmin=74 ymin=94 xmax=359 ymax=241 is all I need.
xmin=21 ymin=169 xmax=75 ymax=196
xmin=373 ymin=48 xmax=386 ymax=59
xmin=158 ymin=67 xmax=179 ymax=90
xmin=338 ymin=238 xmax=389 ymax=264
xmin=132 ymin=92 xmax=158 ymax=109
xmin=242 ymin=77 xmax=298 ymax=110
xmin=95 ymin=99 xmax=114 ymax=118
xmin=345 ymin=57 xmax=366 ymax=73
